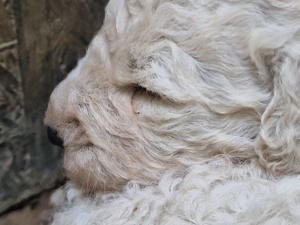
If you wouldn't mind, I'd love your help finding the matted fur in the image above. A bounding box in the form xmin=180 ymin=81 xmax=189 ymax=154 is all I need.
xmin=44 ymin=0 xmax=300 ymax=224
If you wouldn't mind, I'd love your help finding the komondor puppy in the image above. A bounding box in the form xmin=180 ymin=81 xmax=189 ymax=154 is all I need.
xmin=44 ymin=0 xmax=300 ymax=224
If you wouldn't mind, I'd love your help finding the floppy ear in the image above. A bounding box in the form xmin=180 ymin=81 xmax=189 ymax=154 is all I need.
xmin=251 ymin=26 xmax=300 ymax=175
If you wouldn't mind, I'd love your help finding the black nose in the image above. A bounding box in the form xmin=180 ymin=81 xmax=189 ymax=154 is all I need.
xmin=47 ymin=126 xmax=64 ymax=148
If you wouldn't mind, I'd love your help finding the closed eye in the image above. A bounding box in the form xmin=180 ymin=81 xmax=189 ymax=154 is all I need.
xmin=132 ymin=84 xmax=160 ymax=100
xmin=131 ymin=84 xmax=161 ymax=114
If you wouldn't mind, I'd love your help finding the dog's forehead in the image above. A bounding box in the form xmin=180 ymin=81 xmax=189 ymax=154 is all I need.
xmin=105 ymin=0 xmax=129 ymax=33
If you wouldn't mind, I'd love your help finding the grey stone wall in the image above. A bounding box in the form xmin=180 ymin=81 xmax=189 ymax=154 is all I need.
xmin=0 ymin=0 xmax=108 ymax=214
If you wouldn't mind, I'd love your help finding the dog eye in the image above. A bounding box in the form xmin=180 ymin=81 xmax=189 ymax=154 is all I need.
xmin=132 ymin=84 xmax=159 ymax=99
xmin=130 ymin=84 xmax=161 ymax=114
xmin=65 ymin=117 xmax=80 ymax=125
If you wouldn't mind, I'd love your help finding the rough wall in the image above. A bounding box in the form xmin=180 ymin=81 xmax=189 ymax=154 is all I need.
xmin=0 ymin=0 xmax=108 ymax=214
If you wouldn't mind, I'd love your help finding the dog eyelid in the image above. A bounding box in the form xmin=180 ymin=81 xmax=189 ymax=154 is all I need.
xmin=131 ymin=84 xmax=142 ymax=114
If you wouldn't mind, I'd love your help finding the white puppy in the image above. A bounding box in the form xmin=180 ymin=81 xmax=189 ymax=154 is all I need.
xmin=44 ymin=0 xmax=300 ymax=224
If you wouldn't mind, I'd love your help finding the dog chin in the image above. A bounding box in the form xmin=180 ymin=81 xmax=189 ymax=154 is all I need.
xmin=63 ymin=148 xmax=107 ymax=191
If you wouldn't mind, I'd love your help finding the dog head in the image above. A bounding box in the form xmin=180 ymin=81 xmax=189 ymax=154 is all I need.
xmin=44 ymin=0 xmax=300 ymax=191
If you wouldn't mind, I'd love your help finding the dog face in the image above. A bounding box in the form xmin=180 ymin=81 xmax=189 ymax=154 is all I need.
xmin=44 ymin=0 xmax=300 ymax=191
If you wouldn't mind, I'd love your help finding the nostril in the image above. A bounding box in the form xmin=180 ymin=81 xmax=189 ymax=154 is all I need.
xmin=47 ymin=126 xmax=64 ymax=148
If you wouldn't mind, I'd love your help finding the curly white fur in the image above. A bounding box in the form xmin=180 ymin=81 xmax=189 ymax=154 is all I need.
xmin=51 ymin=157 xmax=300 ymax=224
xmin=44 ymin=0 xmax=300 ymax=224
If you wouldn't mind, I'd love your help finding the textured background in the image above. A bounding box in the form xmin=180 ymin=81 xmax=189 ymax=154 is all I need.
xmin=0 ymin=0 xmax=108 ymax=219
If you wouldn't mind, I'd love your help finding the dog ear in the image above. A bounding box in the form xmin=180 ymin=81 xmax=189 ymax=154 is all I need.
xmin=251 ymin=26 xmax=300 ymax=175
